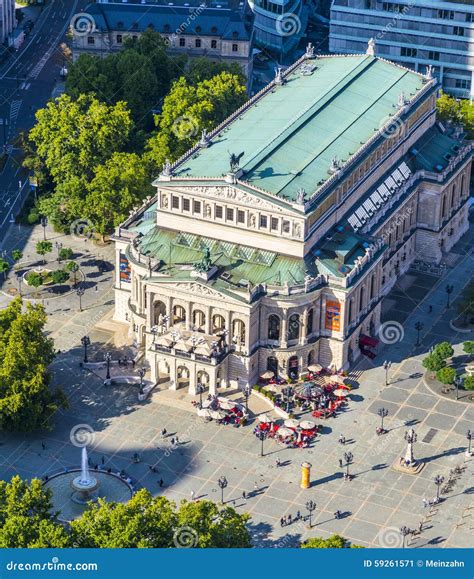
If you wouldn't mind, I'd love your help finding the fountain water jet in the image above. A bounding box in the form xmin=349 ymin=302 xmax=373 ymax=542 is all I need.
xmin=70 ymin=447 xmax=100 ymax=504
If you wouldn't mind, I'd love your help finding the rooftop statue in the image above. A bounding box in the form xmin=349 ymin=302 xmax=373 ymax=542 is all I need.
xmin=229 ymin=151 xmax=244 ymax=172
xmin=194 ymin=246 xmax=212 ymax=273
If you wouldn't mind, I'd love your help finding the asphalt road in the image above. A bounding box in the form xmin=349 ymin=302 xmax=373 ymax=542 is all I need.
xmin=0 ymin=0 xmax=85 ymax=242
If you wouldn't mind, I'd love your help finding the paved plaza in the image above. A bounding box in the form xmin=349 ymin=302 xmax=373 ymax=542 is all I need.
xmin=0 ymin=221 xmax=473 ymax=548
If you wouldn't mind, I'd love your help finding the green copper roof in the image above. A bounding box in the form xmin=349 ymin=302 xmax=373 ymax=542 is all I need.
xmin=409 ymin=126 xmax=461 ymax=174
xmin=174 ymin=55 xmax=426 ymax=201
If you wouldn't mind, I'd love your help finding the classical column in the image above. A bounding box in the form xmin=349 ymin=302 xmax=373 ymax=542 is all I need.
xmin=301 ymin=309 xmax=308 ymax=345
xmin=188 ymin=366 xmax=197 ymax=395
xmin=209 ymin=371 xmax=217 ymax=395
xmin=280 ymin=311 xmax=288 ymax=349
xmin=186 ymin=301 xmax=192 ymax=331
xmin=169 ymin=360 xmax=177 ymax=391
xmin=205 ymin=306 xmax=212 ymax=335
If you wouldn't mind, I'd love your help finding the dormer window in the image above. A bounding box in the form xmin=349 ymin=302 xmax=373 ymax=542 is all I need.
xmin=232 ymin=30 xmax=238 ymax=38
xmin=117 ymin=21 xmax=124 ymax=29
xmin=211 ymin=26 xmax=217 ymax=34
xmin=196 ymin=25 xmax=202 ymax=33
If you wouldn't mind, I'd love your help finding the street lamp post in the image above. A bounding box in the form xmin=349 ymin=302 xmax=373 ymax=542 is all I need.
xmin=40 ymin=216 xmax=48 ymax=240
xmin=137 ymin=368 xmax=146 ymax=395
xmin=81 ymin=335 xmax=90 ymax=364
xmin=343 ymin=452 xmax=353 ymax=480
xmin=70 ymin=263 xmax=79 ymax=287
xmin=414 ymin=322 xmax=424 ymax=347
xmin=282 ymin=386 xmax=294 ymax=413
xmin=55 ymin=241 xmax=63 ymax=263
xmin=453 ymin=375 xmax=463 ymax=401
xmin=404 ymin=428 xmax=418 ymax=466
xmin=445 ymin=284 xmax=454 ymax=308
xmin=466 ymin=430 xmax=473 ymax=457
xmin=104 ymin=352 xmax=111 ymax=380
xmin=434 ymin=474 xmax=444 ymax=502
xmin=383 ymin=360 xmax=392 ymax=386
xmin=241 ymin=382 xmax=251 ymax=413
xmin=377 ymin=407 xmax=389 ymax=434
xmin=257 ymin=430 xmax=267 ymax=457
xmin=305 ymin=499 xmax=316 ymax=528
xmin=217 ymin=475 xmax=228 ymax=504
xmin=196 ymin=383 xmax=205 ymax=408
xmin=77 ymin=287 xmax=85 ymax=312
xmin=399 ymin=526 xmax=411 ymax=549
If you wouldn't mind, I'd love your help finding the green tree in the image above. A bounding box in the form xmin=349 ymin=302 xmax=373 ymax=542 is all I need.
xmin=422 ymin=352 xmax=446 ymax=372
xmin=186 ymin=57 xmax=246 ymax=85
xmin=456 ymin=282 xmax=474 ymax=325
xmin=70 ymin=489 xmax=250 ymax=548
xmin=436 ymin=367 xmax=456 ymax=385
xmin=302 ymin=534 xmax=362 ymax=548
xmin=0 ymin=476 xmax=70 ymax=548
xmin=0 ymin=298 xmax=67 ymax=431
xmin=66 ymin=261 xmax=79 ymax=286
xmin=463 ymin=341 xmax=474 ymax=359
xmin=436 ymin=92 xmax=474 ymax=139
xmin=35 ymin=241 xmax=52 ymax=264
xmin=58 ymin=247 xmax=73 ymax=262
xmin=464 ymin=376 xmax=474 ymax=391
xmin=25 ymin=271 xmax=43 ymax=288
xmin=434 ymin=341 xmax=454 ymax=360
xmin=0 ymin=258 xmax=10 ymax=280
xmin=50 ymin=269 xmax=69 ymax=285
xmin=83 ymin=152 xmax=153 ymax=239
xmin=146 ymin=72 xmax=247 ymax=172
xmin=12 ymin=249 xmax=23 ymax=265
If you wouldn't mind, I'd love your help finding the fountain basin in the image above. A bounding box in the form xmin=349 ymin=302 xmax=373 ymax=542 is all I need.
xmin=70 ymin=474 xmax=100 ymax=504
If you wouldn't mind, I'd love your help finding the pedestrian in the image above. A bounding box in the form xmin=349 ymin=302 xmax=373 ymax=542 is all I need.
xmin=41 ymin=442 xmax=46 ymax=451
xmin=159 ymin=479 xmax=164 ymax=487
xmin=428 ymin=305 xmax=433 ymax=313
xmin=175 ymin=436 xmax=180 ymax=445
xmin=191 ymin=490 xmax=195 ymax=501
xmin=254 ymin=481 xmax=258 ymax=491
xmin=276 ymin=456 xmax=281 ymax=467
xmin=296 ymin=510 xmax=301 ymax=520
xmin=334 ymin=510 xmax=341 ymax=519
xmin=161 ymin=428 xmax=167 ymax=438
xmin=338 ymin=434 xmax=345 ymax=445
xmin=422 ymin=497 xmax=428 ymax=508
xmin=280 ymin=517 xmax=284 ymax=527
xmin=95 ymin=285 xmax=98 ymax=291
xmin=242 ymin=491 xmax=246 ymax=500
xmin=287 ymin=514 xmax=292 ymax=524
xmin=339 ymin=459 xmax=343 ymax=469
xmin=132 ymin=359 xmax=136 ymax=367
xmin=170 ymin=437 xmax=175 ymax=446
xmin=418 ymin=521 xmax=423 ymax=533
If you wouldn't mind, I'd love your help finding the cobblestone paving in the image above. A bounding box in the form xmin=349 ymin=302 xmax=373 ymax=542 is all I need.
xmin=0 ymin=222 xmax=472 ymax=548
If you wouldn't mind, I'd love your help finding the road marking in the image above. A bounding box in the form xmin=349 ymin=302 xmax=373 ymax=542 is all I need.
xmin=9 ymin=100 xmax=21 ymax=123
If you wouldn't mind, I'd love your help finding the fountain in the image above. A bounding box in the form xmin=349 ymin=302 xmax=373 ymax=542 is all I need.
xmin=70 ymin=447 xmax=100 ymax=504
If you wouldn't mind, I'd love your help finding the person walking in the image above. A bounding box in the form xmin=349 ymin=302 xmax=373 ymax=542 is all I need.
xmin=254 ymin=481 xmax=258 ymax=491
xmin=191 ymin=490 xmax=195 ymax=501
xmin=242 ymin=490 xmax=246 ymax=500
xmin=339 ymin=459 xmax=343 ymax=469
xmin=41 ymin=442 xmax=46 ymax=451
xmin=276 ymin=457 xmax=281 ymax=467
xmin=338 ymin=434 xmax=345 ymax=445
xmin=161 ymin=428 xmax=167 ymax=438
xmin=428 ymin=305 xmax=433 ymax=313
xmin=422 ymin=497 xmax=428 ymax=508
xmin=159 ymin=479 xmax=164 ymax=487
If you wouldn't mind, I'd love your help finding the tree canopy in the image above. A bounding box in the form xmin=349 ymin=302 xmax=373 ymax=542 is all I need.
xmin=436 ymin=92 xmax=474 ymax=139
xmin=301 ymin=534 xmax=363 ymax=548
xmin=0 ymin=298 xmax=66 ymax=431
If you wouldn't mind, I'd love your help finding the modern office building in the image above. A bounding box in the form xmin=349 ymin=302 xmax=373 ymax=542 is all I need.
xmin=113 ymin=42 xmax=472 ymax=395
xmin=330 ymin=0 xmax=474 ymax=99
xmin=247 ymin=0 xmax=307 ymax=56
xmin=0 ymin=0 xmax=15 ymax=45
xmin=72 ymin=0 xmax=254 ymax=79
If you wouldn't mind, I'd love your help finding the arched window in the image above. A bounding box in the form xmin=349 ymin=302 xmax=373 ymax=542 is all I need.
xmin=193 ymin=310 xmax=206 ymax=332
xmin=232 ymin=319 xmax=246 ymax=344
xmin=307 ymin=350 xmax=314 ymax=367
xmin=267 ymin=356 xmax=278 ymax=375
xmin=268 ymin=314 xmax=280 ymax=340
xmin=153 ymin=301 xmax=166 ymax=326
xmin=306 ymin=309 xmax=313 ymax=336
xmin=173 ymin=305 xmax=186 ymax=325
xmin=288 ymin=313 xmax=300 ymax=341
xmin=212 ymin=314 xmax=225 ymax=334
xmin=197 ymin=370 xmax=209 ymax=387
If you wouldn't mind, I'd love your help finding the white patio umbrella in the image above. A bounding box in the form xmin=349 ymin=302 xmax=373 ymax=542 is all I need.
xmin=265 ymin=385 xmax=278 ymax=393
xmin=261 ymin=370 xmax=275 ymax=380
xmin=277 ymin=427 xmax=295 ymax=437
xmin=155 ymin=334 xmax=173 ymax=346
xmin=201 ymin=400 xmax=212 ymax=409
xmin=333 ymin=388 xmax=348 ymax=397
xmin=299 ymin=420 xmax=316 ymax=429
xmin=217 ymin=398 xmax=235 ymax=410
xmin=284 ymin=419 xmax=299 ymax=428
xmin=210 ymin=409 xmax=227 ymax=420
xmin=308 ymin=364 xmax=323 ymax=372
xmin=331 ymin=374 xmax=346 ymax=384
xmin=197 ymin=408 xmax=212 ymax=418
xmin=258 ymin=414 xmax=271 ymax=423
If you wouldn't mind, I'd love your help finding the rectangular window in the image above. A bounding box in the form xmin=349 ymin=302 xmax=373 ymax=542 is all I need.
xmin=116 ymin=34 xmax=123 ymax=44
xmin=211 ymin=39 xmax=217 ymax=49
xmin=232 ymin=44 xmax=238 ymax=52
xmin=259 ymin=215 xmax=268 ymax=228
xmin=455 ymin=78 xmax=470 ymax=90
xmin=193 ymin=200 xmax=201 ymax=213
xmin=87 ymin=36 xmax=95 ymax=45
xmin=271 ymin=217 xmax=279 ymax=230
xmin=215 ymin=205 xmax=223 ymax=219
xmin=282 ymin=220 xmax=290 ymax=233
xmin=195 ymin=39 xmax=201 ymax=48
xmin=179 ymin=37 xmax=185 ymax=47
xmin=237 ymin=210 xmax=245 ymax=223
xmin=453 ymin=26 xmax=465 ymax=36
xmin=438 ymin=9 xmax=454 ymax=19
xmin=172 ymin=196 xmax=180 ymax=209
xmin=226 ymin=207 xmax=234 ymax=221
xmin=182 ymin=198 xmax=190 ymax=212
xmin=428 ymin=51 xmax=440 ymax=61
xmin=401 ymin=47 xmax=417 ymax=58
